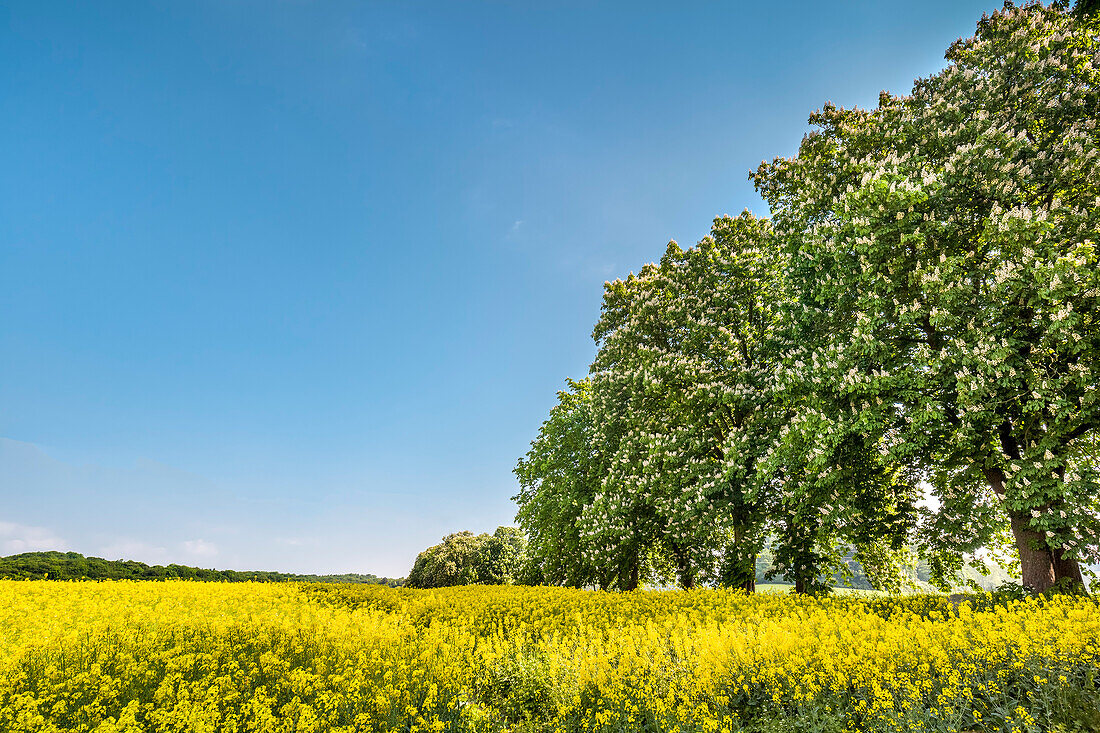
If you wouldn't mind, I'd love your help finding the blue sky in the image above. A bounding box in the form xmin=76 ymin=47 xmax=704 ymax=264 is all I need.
xmin=1 ymin=1 xmax=998 ymax=576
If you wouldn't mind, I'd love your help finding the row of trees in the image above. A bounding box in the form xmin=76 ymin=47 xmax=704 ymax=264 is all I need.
xmin=404 ymin=527 xmax=1013 ymax=591
xmin=515 ymin=2 xmax=1100 ymax=594
xmin=0 ymin=551 xmax=405 ymax=585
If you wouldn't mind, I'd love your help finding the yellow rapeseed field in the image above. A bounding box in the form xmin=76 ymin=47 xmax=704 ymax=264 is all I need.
xmin=0 ymin=580 xmax=1097 ymax=732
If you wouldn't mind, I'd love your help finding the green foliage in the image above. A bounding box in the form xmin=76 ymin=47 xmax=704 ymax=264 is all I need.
xmin=752 ymin=1 xmax=1100 ymax=592
xmin=1073 ymin=0 xmax=1100 ymax=18
xmin=405 ymin=527 xmax=529 ymax=588
xmin=0 ymin=550 xmax=403 ymax=585
xmin=514 ymin=380 xmax=613 ymax=589
xmin=589 ymin=215 xmax=782 ymax=589
xmin=518 ymin=1 xmax=1100 ymax=595
xmin=518 ymin=211 xmax=919 ymax=593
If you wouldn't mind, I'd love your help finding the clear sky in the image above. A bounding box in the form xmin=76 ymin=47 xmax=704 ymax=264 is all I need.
xmin=1 ymin=1 xmax=999 ymax=577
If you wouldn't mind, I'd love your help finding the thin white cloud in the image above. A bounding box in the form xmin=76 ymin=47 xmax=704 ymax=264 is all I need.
xmin=0 ymin=520 xmax=68 ymax=554
xmin=97 ymin=539 xmax=170 ymax=565
xmin=182 ymin=539 xmax=218 ymax=559
xmin=505 ymin=219 xmax=526 ymax=245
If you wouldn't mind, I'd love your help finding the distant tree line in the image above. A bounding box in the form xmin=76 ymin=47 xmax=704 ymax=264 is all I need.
xmin=0 ymin=551 xmax=404 ymax=586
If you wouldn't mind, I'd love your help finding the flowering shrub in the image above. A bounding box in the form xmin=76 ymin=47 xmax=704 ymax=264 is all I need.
xmin=2 ymin=581 xmax=1097 ymax=732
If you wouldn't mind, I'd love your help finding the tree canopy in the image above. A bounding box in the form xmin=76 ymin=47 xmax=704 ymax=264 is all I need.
xmin=515 ymin=2 xmax=1100 ymax=594
xmin=752 ymin=1 xmax=1100 ymax=592
xmin=405 ymin=527 xmax=528 ymax=588
xmin=517 ymin=215 xmax=918 ymax=593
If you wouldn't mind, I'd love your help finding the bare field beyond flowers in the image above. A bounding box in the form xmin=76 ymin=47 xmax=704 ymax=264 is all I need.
xmin=1 ymin=580 xmax=1098 ymax=732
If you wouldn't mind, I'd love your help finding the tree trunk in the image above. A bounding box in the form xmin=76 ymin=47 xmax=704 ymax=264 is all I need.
xmin=986 ymin=434 xmax=1086 ymax=593
xmin=621 ymin=553 xmax=640 ymax=591
xmin=680 ymin=568 xmax=696 ymax=589
xmin=1052 ymin=545 xmax=1084 ymax=590
xmin=1051 ymin=468 xmax=1086 ymax=591
xmin=984 ymin=467 xmax=1055 ymax=592
xmin=1004 ymin=512 xmax=1085 ymax=593
xmin=794 ymin=577 xmax=808 ymax=595
xmin=727 ymin=524 xmax=756 ymax=593
xmin=740 ymin=550 xmax=756 ymax=594
xmin=671 ymin=543 xmax=696 ymax=589
xmin=1008 ymin=512 xmax=1057 ymax=593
